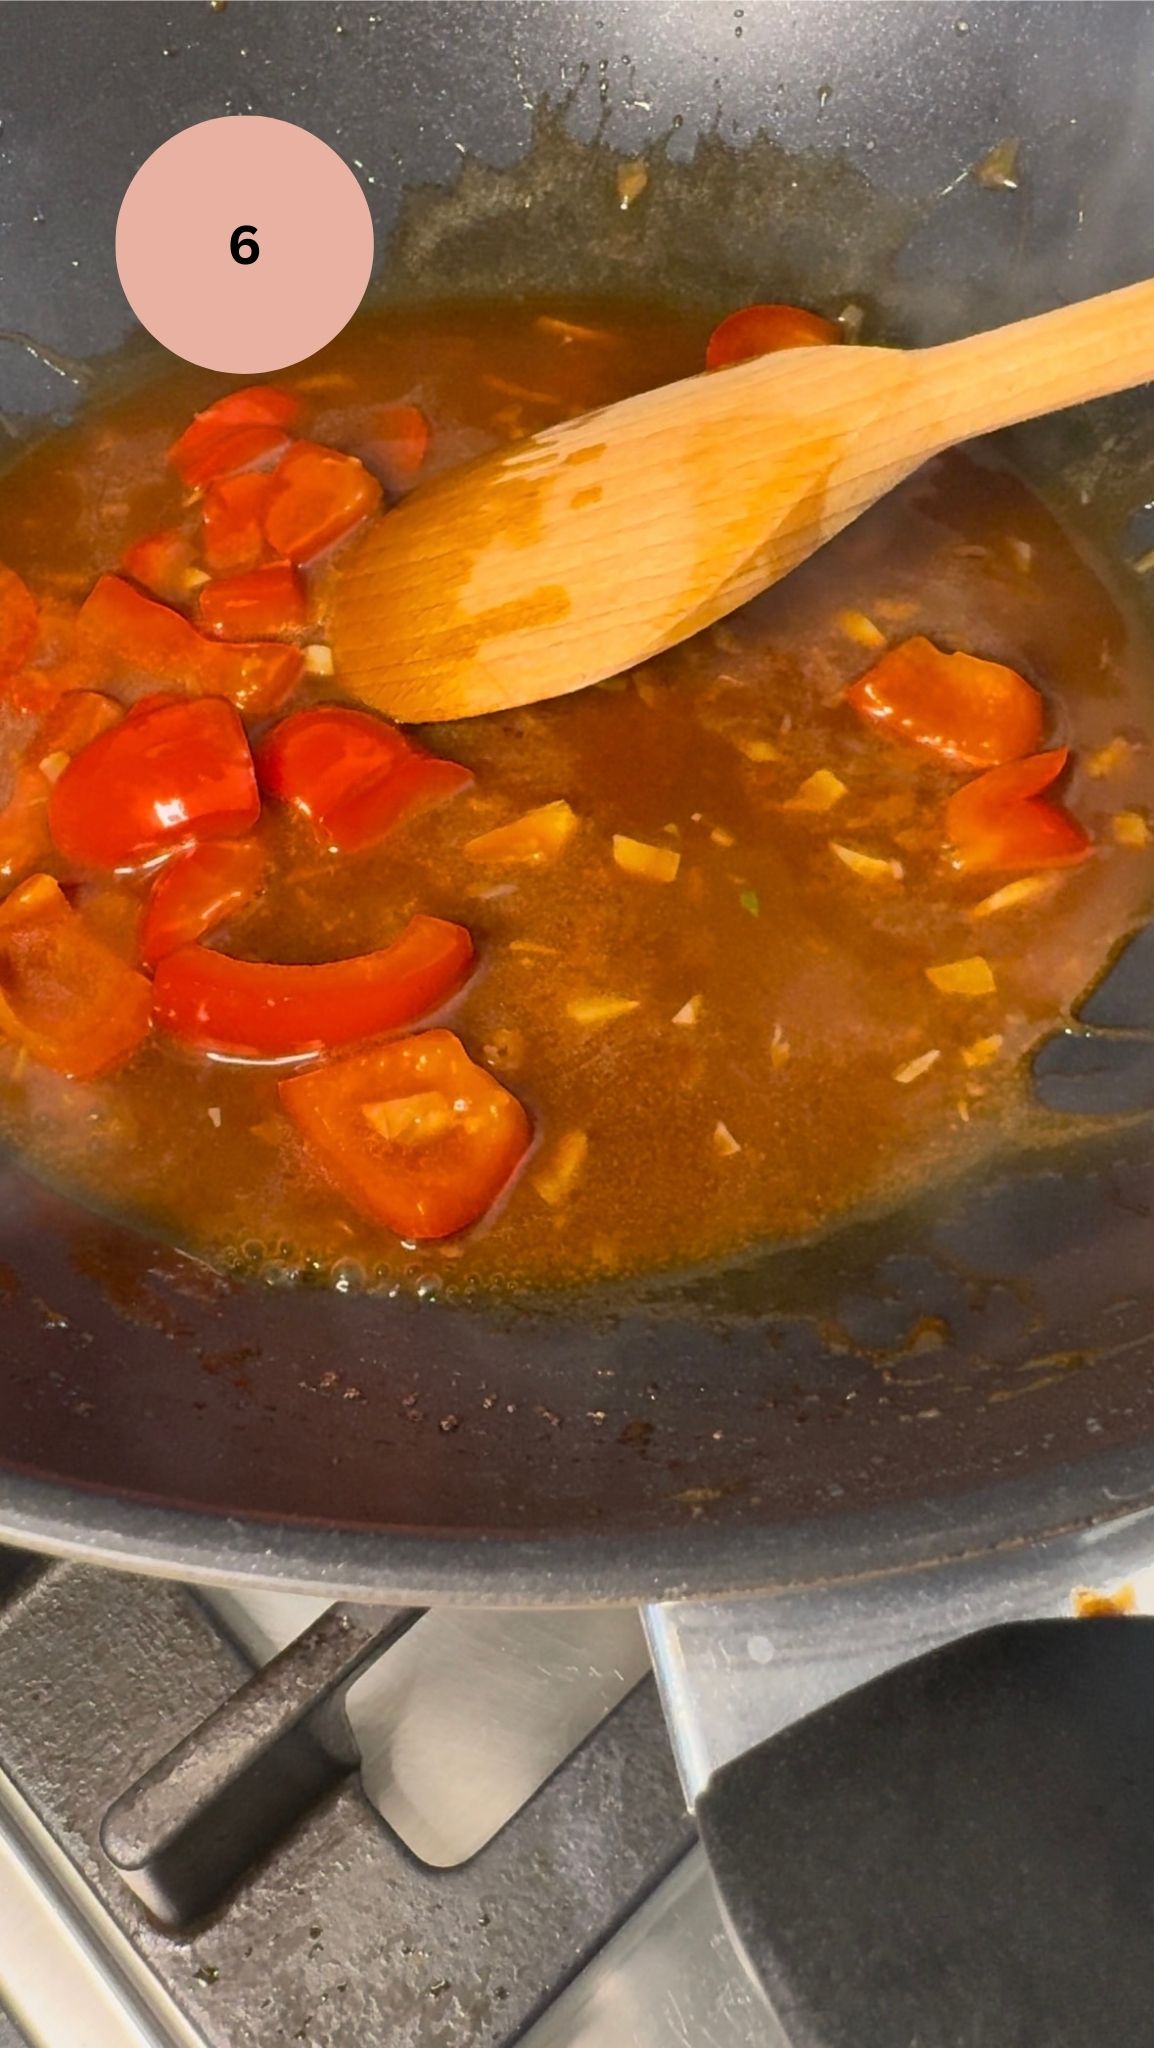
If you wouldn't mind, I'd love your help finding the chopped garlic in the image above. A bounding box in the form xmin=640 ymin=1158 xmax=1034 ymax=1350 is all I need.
xmin=304 ymin=644 xmax=335 ymax=677
xmin=37 ymin=751 xmax=69 ymax=784
xmin=616 ymin=158 xmax=649 ymax=209
xmin=566 ymin=995 xmax=640 ymax=1027
xmin=1113 ymin=810 xmax=1149 ymax=847
xmin=710 ymin=826 xmax=736 ymax=848
xmin=836 ymin=609 xmax=886 ymax=650
xmin=961 ymin=1033 xmax=1004 ymax=1069
xmin=926 ymin=956 xmax=997 ymax=996
xmin=770 ymin=1022 xmax=791 ymax=1070
xmin=363 ymin=1091 xmax=456 ymax=1146
xmin=466 ymin=800 xmax=578 ymax=866
xmin=185 ymin=567 xmax=211 ymax=590
xmin=971 ymin=874 xmax=1057 ymax=918
xmin=207 ymin=1106 xmax=222 ymax=1128
xmin=785 ymin=768 xmax=848 ymax=813
xmin=672 ymin=995 xmax=700 ymax=1026
xmin=532 ymin=1129 xmax=589 ymax=1207
xmin=735 ymin=736 xmax=781 ymax=763
xmin=894 ymin=1049 xmax=941 ymax=1085
xmin=1087 ymin=737 xmax=1133 ymax=779
xmin=831 ymin=841 xmax=903 ymax=883
xmin=613 ymin=834 xmax=680 ymax=883
xmin=713 ymin=1120 xmax=741 ymax=1158
xmin=534 ymin=313 xmax=618 ymax=346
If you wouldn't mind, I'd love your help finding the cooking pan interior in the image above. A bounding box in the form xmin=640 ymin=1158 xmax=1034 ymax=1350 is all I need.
xmin=3 ymin=1 xmax=1154 ymax=1603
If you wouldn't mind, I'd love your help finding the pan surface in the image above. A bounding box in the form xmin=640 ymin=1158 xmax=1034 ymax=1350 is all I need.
xmin=3 ymin=0 xmax=1154 ymax=1603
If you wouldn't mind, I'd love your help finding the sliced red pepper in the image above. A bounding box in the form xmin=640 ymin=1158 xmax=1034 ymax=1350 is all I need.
xmin=280 ymin=1028 xmax=531 ymax=1240
xmin=255 ymin=705 xmax=471 ymax=853
xmin=706 ymin=304 xmax=842 ymax=371
xmin=0 ymin=565 xmax=39 ymax=675
xmin=171 ymin=422 xmax=291 ymax=493
xmin=33 ymin=689 xmax=124 ymax=756
xmin=263 ymin=442 xmax=381 ymax=563
xmin=168 ymin=386 xmax=300 ymax=488
xmin=945 ymin=748 xmax=1093 ymax=873
xmin=360 ymin=404 xmax=430 ymax=494
xmin=196 ymin=564 xmax=307 ymax=642
xmin=325 ymin=752 xmax=474 ymax=852
xmin=201 ymin=473 xmax=277 ymax=574
xmin=0 ymin=767 xmax=52 ymax=886
xmin=0 ymin=874 xmax=151 ymax=1078
xmin=0 ymin=692 xmax=125 ymax=887
xmin=77 ymin=575 xmax=303 ymax=717
xmin=48 ymin=694 xmax=259 ymax=872
xmin=846 ymin=636 xmax=1044 ymax=770
xmin=121 ymin=529 xmax=197 ymax=607
xmin=152 ymin=913 xmax=473 ymax=1060
xmin=139 ymin=837 xmax=266 ymax=966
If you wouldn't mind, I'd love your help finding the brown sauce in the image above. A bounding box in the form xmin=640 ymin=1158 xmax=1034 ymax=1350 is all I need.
xmin=0 ymin=296 xmax=1150 ymax=1296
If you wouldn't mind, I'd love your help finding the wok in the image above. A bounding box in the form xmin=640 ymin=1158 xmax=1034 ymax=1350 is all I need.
xmin=3 ymin=0 xmax=1154 ymax=1609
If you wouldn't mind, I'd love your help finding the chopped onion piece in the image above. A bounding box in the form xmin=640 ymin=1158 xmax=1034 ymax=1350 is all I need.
xmin=970 ymin=874 xmax=1057 ymax=918
xmin=1087 ymin=737 xmax=1133 ymax=779
xmin=531 ymin=1128 xmax=589 ymax=1207
xmin=785 ymin=768 xmax=847 ymax=813
xmin=467 ymin=800 xmax=578 ymax=866
xmin=736 ymin=736 xmax=781 ymax=763
xmin=961 ymin=1033 xmax=1004 ymax=1068
xmin=831 ymin=841 xmax=903 ymax=882
xmin=710 ymin=826 xmax=735 ymax=848
xmin=304 ymin=644 xmax=335 ymax=677
xmin=566 ymin=995 xmax=640 ymax=1026
xmin=836 ymin=609 xmax=886 ymax=650
xmin=1113 ymin=810 xmax=1149 ymax=847
xmin=362 ymin=1091 xmax=457 ymax=1147
xmin=672 ymin=995 xmax=700 ymax=1026
xmin=612 ymin=834 xmax=680 ymax=882
xmin=894 ymin=1049 xmax=941 ymax=1085
xmin=926 ymin=956 xmax=997 ymax=996
xmin=713 ymin=1120 xmax=741 ymax=1158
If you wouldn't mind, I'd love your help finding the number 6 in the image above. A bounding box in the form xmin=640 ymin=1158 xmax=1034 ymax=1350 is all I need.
xmin=230 ymin=226 xmax=259 ymax=265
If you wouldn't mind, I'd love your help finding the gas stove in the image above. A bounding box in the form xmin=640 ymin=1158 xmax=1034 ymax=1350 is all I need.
xmin=1 ymin=1512 xmax=1153 ymax=2048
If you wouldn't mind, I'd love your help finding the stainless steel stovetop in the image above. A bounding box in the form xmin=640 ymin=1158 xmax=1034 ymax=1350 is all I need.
xmin=2 ymin=1508 xmax=1154 ymax=2048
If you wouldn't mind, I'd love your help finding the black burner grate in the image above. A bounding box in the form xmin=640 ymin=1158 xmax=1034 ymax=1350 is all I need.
xmin=0 ymin=1556 xmax=695 ymax=2048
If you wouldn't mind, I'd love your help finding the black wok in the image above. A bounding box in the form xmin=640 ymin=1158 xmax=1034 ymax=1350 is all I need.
xmin=3 ymin=0 xmax=1154 ymax=1607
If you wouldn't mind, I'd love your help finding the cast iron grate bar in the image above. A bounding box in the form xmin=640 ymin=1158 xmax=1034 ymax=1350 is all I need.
xmin=102 ymin=1603 xmax=424 ymax=1927
xmin=0 ymin=1558 xmax=696 ymax=2048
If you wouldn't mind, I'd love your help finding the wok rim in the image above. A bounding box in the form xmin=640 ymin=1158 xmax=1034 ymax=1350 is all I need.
xmin=3 ymin=1432 xmax=1154 ymax=1607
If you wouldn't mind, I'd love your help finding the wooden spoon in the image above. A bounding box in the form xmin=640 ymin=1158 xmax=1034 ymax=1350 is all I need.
xmin=332 ymin=280 xmax=1154 ymax=724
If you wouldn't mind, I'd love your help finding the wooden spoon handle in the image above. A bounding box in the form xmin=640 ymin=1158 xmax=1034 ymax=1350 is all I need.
xmin=913 ymin=277 xmax=1154 ymax=447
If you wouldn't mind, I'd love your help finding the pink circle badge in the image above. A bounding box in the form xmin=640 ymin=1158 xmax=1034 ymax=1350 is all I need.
xmin=116 ymin=116 xmax=375 ymax=374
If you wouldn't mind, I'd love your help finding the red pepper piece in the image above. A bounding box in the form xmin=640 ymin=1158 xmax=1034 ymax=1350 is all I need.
xmin=196 ymin=564 xmax=307 ymax=642
xmin=48 ymin=694 xmax=259 ymax=872
xmin=139 ymin=837 xmax=266 ymax=966
xmin=706 ymin=304 xmax=842 ymax=370
xmin=201 ymin=473 xmax=277 ymax=574
xmin=945 ymin=748 xmax=1093 ymax=872
xmin=152 ymin=914 xmax=474 ymax=1060
xmin=0 ymin=874 xmax=151 ymax=1078
xmin=280 ymin=1028 xmax=531 ymax=1240
xmin=263 ymin=442 xmax=381 ymax=563
xmin=846 ymin=637 xmax=1044 ymax=771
